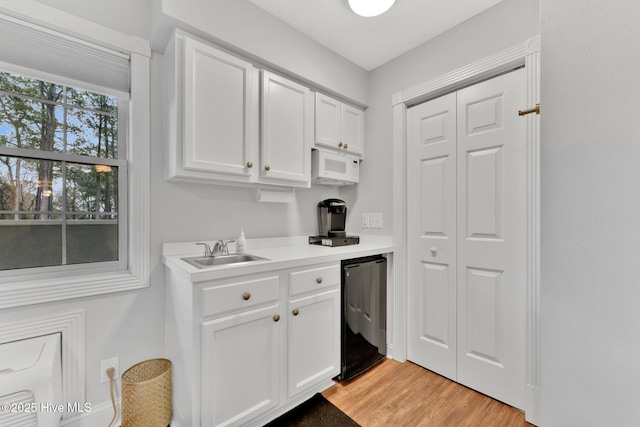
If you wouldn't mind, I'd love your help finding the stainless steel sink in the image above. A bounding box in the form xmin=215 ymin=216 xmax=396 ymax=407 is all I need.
xmin=181 ymin=254 xmax=269 ymax=269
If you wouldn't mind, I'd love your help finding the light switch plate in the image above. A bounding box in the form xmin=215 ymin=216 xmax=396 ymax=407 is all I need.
xmin=370 ymin=213 xmax=383 ymax=229
xmin=361 ymin=213 xmax=370 ymax=229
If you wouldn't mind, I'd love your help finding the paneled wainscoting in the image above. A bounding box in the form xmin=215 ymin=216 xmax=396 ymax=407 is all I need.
xmin=323 ymin=359 xmax=532 ymax=427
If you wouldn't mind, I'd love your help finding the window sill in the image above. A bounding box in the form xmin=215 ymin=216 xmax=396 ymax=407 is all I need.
xmin=0 ymin=267 xmax=148 ymax=309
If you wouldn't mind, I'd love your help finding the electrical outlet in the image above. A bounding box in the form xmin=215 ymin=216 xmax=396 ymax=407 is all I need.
xmin=361 ymin=213 xmax=370 ymax=229
xmin=100 ymin=357 xmax=120 ymax=384
xmin=370 ymin=213 xmax=383 ymax=229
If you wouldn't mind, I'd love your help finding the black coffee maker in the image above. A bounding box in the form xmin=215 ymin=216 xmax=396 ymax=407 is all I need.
xmin=318 ymin=198 xmax=347 ymax=238
xmin=309 ymin=199 xmax=360 ymax=246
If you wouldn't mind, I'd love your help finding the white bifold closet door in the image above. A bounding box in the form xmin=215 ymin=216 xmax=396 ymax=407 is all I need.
xmin=407 ymin=68 xmax=527 ymax=409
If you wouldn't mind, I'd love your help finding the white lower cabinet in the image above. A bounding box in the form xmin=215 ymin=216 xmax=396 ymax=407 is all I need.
xmin=287 ymin=263 xmax=341 ymax=398
xmin=202 ymin=306 xmax=281 ymax=426
xmin=166 ymin=262 xmax=340 ymax=426
xmin=288 ymin=289 xmax=340 ymax=397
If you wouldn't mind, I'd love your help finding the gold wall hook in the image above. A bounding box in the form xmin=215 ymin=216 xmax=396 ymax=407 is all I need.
xmin=518 ymin=103 xmax=540 ymax=116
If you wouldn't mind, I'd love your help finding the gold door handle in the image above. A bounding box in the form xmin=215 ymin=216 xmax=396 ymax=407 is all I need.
xmin=292 ymin=309 xmax=299 ymax=316
xmin=518 ymin=103 xmax=540 ymax=116
xmin=273 ymin=314 xmax=280 ymax=322
xmin=316 ymin=277 xmax=323 ymax=284
xmin=338 ymin=142 xmax=343 ymax=148
xmin=343 ymin=143 xmax=348 ymax=149
xmin=242 ymin=292 xmax=251 ymax=301
xmin=246 ymin=161 xmax=253 ymax=168
xmin=264 ymin=164 xmax=271 ymax=171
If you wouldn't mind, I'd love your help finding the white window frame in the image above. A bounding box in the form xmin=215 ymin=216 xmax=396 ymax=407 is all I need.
xmin=0 ymin=77 xmax=128 ymax=273
xmin=0 ymin=1 xmax=150 ymax=309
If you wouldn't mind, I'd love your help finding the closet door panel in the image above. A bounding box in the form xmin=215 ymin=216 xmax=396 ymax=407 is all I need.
xmin=456 ymin=68 xmax=527 ymax=409
xmin=407 ymin=92 xmax=457 ymax=381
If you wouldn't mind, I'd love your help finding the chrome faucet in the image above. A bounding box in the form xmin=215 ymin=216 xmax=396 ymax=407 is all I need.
xmin=196 ymin=240 xmax=235 ymax=257
xmin=212 ymin=240 xmax=228 ymax=256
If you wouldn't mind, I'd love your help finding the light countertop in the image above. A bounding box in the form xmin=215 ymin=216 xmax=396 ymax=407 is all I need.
xmin=163 ymin=235 xmax=393 ymax=283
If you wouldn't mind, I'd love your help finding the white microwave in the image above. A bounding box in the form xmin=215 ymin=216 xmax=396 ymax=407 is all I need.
xmin=311 ymin=149 xmax=360 ymax=185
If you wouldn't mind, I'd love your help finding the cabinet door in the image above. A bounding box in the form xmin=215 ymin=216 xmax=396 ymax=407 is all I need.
xmin=288 ymin=288 xmax=340 ymax=397
xmin=315 ymin=92 xmax=342 ymax=151
xmin=202 ymin=306 xmax=281 ymax=426
xmin=261 ymin=71 xmax=312 ymax=185
xmin=183 ymin=36 xmax=257 ymax=178
xmin=341 ymin=104 xmax=364 ymax=157
xmin=315 ymin=93 xmax=365 ymax=157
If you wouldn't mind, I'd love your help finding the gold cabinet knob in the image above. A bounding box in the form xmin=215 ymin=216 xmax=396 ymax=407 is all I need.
xmin=316 ymin=277 xmax=323 ymax=284
xmin=292 ymin=309 xmax=299 ymax=316
xmin=338 ymin=142 xmax=343 ymax=147
xmin=273 ymin=314 xmax=280 ymax=322
xmin=242 ymin=292 xmax=251 ymax=301
xmin=343 ymin=143 xmax=348 ymax=149
xmin=264 ymin=164 xmax=271 ymax=171
xmin=246 ymin=161 xmax=253 ymax=168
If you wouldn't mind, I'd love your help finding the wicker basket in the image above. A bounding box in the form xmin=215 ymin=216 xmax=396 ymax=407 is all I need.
xmin=121 ymin=358 xmax=172 ymax=427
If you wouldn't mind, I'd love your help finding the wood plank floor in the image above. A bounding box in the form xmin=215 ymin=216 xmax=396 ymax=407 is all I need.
xmin=323 ymin=359 xmax=533 ymax=427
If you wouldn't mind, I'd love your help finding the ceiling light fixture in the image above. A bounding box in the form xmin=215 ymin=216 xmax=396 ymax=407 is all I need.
xmin=348 ymin=0 xmax=396 ymax=17
xmin=95 ymin=164 xmax=112 ymax=173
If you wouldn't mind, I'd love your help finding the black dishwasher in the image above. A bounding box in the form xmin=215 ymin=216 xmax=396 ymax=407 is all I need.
xmin=338 ymin=255 xmax=387 ymax=381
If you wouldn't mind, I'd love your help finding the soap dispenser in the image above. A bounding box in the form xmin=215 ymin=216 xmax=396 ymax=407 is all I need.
xmin=236 ymin=229 xmax=246 ymax=254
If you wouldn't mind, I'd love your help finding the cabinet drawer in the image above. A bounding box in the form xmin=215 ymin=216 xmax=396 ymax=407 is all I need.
xmin=289 ymin=264 xmax=340 ymax=297
xmin=202 ymin=275 xmax=279 ymax=317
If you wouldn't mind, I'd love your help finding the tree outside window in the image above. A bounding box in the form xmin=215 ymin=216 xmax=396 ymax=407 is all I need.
xmin=0 ymin=71 xmax=124 ymax=270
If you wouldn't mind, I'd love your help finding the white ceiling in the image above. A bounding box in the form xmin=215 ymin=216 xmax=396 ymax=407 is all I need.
xmin=249 ymin=0 xmax=503 ymax=71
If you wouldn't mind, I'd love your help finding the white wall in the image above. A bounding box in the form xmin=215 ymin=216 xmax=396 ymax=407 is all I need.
xmin=540 ymin=1 xmax=640 ymax=425
xmin=156 ymin=0 xmax=369 ymax=106
xmin=343 ymin=0 xmax=540 ymax=237
xmin=35 ymin=0 xmax=153 ymax=40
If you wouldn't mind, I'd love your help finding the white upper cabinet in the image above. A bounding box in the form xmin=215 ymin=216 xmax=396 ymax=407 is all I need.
xmin=183 ymin=36 xmax=257 ymax=177
xmin=165 ymin=30 xmax=363 ymax=189
xmin=341 ymin=103 xmax=365 ymax=156
xmin=315 ymin=92 xmax=364 ymax=157
xmin=260 ymin=71 xmax=312 ymax=187
xmin=165 ymin=31 xmax=312 ymax=188
xmin=165 ymin=31 xmax=259 ymax=184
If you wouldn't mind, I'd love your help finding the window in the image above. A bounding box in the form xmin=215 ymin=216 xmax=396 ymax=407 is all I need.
xmin=0 ymin=3 xmax=150 ymax=308
xmin=0 ymin=71 xmax=127 ymax=271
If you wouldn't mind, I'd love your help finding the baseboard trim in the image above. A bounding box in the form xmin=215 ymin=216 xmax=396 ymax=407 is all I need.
xmin=525 ymin=385 xmax=540 ymax=426
xmin=59 ymin=400 xmax=119 ymax=427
